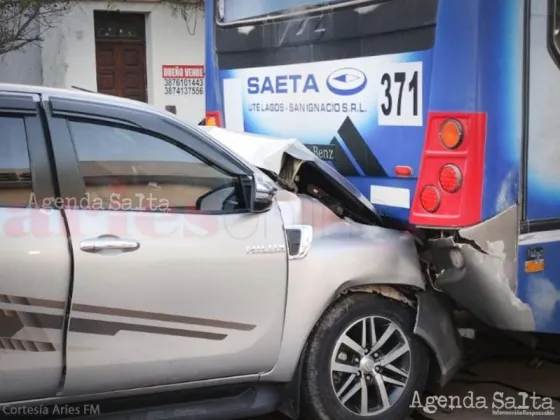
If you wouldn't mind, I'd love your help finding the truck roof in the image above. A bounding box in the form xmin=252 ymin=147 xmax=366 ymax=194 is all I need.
xmin=0 ymin=83 xmax=159 ymax=115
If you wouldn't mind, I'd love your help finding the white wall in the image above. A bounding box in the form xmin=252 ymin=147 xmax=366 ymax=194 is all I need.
xmin=0 ymin=21 xmax=43 ymax=86
xmin=0 ymin=44 xmax=43 ymax=86
xmin=3 ymin=1 xmax=206 ymax=124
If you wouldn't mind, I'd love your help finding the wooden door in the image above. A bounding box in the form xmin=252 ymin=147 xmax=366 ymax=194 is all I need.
xmin=94 ymin=11 xmax=147 ymax=102
xmin=96 ymin=43 xmax=147 ymax=102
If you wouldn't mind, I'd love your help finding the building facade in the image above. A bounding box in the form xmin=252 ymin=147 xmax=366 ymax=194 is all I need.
xmin=0 ymin=1 xmax=206 ymax=124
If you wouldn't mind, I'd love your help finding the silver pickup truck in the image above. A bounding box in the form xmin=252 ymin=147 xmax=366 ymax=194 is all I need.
xmin=0 ymin=84 xmax=461 ymax=420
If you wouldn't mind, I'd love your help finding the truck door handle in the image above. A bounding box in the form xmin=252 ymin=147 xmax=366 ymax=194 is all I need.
xmin=80 ymin=235 xmax=140 ymax=254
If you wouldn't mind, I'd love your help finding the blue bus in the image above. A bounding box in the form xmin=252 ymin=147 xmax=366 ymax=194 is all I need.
xmin=206 ymin=0 xmax=560 ymax=346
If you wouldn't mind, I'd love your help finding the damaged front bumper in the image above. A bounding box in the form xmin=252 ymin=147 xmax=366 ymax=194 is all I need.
xmin=425 ymin=206 xmax=536 ymax=332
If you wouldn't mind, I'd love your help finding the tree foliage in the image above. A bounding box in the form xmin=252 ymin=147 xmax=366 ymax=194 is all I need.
xmin=0 ymin=0 xmax=74 ymax=54
xmin=0 ymin=0 xmax=204 ymax=55
xmin=161 ymin=0 xmax=204 ymax=14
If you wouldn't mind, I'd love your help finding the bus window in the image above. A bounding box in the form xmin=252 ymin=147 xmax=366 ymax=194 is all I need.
xmin=217 ymin=0 xmax=364 ymax=24
xmin=213 ymin=0 xmax=437 ymax=70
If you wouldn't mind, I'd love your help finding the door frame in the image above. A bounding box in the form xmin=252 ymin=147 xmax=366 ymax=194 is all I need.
xmin=0 ymin=92 xmax=66 ymax=402
xmin=520 ymin=0 xmax=560 ymax=233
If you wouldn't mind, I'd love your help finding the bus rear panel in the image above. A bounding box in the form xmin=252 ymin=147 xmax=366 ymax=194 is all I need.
xmin=206 ymin=0 xmax=523 ymax=229
xmin=207 ymin=0 xmax=438 ymax=222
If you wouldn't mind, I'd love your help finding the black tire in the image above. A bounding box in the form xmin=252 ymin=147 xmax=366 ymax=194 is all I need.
xmin=302 ymin=293 xmax=429 ymax=420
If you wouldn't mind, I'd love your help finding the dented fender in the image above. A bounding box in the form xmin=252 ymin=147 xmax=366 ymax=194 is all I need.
xmin=414 ymin=289 xmax=463 ymax=387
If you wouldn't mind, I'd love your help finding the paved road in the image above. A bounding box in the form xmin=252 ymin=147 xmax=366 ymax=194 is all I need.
xmin=414 ymin=357 xmax=559 ymax=419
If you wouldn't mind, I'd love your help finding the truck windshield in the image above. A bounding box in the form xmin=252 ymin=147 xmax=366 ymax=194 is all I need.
xmin=217 ymin=0 xmax=373 ymax=24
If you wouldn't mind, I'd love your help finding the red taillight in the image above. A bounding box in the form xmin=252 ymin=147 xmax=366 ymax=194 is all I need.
xmin=439 ymin=164 xmax=463 ymax=193
xmin=409 ymin=112 xmax=487 ymax=228
xmin=205 ymin=111 xmax=222 ymax=127
xmin=419 ymin=185 xmax=441 ymax=213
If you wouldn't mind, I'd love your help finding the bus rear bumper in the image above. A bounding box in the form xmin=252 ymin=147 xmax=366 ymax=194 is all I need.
xmin=425 ymin=206 xmax=536 ymax=333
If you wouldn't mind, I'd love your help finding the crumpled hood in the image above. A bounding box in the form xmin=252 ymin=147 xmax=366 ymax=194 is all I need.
xmin=200 ymin=126 xmax=382 ymax=224
xmin=200 ymin=126 xmax=305 ymax=173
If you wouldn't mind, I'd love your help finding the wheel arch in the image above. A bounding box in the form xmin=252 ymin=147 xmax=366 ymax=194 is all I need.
xmin=277 ymin=286 xmax=463 ymax=419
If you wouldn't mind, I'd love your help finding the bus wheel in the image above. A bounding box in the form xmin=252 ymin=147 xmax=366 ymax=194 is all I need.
xmin=302 ymin=293 xmax=429 ymax=420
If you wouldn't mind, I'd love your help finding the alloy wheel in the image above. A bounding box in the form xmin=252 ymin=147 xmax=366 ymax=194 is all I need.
xmin=330 ymin=315 xmax=412 ymax=416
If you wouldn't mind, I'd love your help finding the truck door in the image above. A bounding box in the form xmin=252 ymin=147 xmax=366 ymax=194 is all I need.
xmin=520 ymin=0 xmax=560 ymax=334
xmin=44 ymin=97 xmax=289 ymax=395
xmin=0 ymin=92 xmax=69 ymax=402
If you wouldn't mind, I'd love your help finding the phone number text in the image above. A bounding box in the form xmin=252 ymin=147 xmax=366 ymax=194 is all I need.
xmin=164 ymin=86 xmax=204 ymax=95
xmin=164 ymin=78 xmax=203 ymax=87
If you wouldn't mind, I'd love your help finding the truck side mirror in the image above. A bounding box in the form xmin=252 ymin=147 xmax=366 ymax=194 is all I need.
xmin=251 ymin=171 xmax=277 ymax=213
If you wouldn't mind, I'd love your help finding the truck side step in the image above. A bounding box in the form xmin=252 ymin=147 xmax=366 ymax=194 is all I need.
xmin=68 ymin=385 xmax=281 ymax=420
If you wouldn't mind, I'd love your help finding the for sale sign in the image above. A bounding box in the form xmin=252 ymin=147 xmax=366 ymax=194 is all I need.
xmin=162 ymin=65 xmax=204 ymax=95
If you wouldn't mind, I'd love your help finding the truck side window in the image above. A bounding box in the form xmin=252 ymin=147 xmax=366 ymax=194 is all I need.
xmin=0 ymin=116 xmax=33 ymax=208
xmin=67 ymin=120 xmax=245 ymax=212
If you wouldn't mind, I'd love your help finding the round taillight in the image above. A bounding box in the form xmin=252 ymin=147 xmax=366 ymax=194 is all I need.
xmin=420 ymin=185 xmax=441 ymax=213
xmin=440 ymin=119 xmax=464 ymax=149
xmin=439 ymin=164 xmax=463 ymax=193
